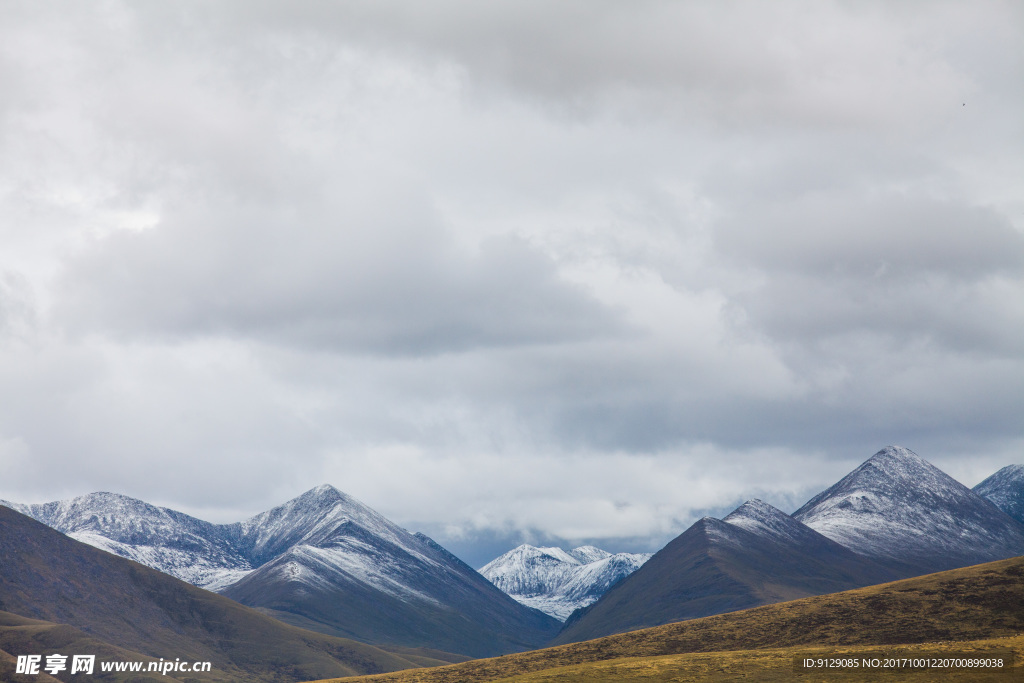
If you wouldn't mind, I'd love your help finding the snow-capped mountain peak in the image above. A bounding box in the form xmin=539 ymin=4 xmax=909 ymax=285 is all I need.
xmin=721 ymin=499 xmax=818 ymax=546
xmin=233 ymin=484 xmax=421 ymax=565
xmin=480 ymin=544 xmax=651 ymax=621
xmin=793 ymin=446 xmax=1024 ymax=573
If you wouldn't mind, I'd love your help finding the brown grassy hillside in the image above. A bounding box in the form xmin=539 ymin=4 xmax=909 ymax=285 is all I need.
xmin=312 ymin=555 xmax=1024 ymax=683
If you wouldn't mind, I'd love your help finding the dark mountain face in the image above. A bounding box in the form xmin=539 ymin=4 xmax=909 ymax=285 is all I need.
xmin=221 ymin=516 xmax=559 ymax=657
xmin=0 ymin=505 xmax=428 ymax=683
xmin=552 ymin=501 xmax=896 ymax=645
xmin=974 ymin=464 xmax=1024 ymax=525
xmin=2 ymin=485 xmax=559 ymax=658
xmin=220 ymin=486 xmax=560 ymax=657
xmin=793 ymin=446 xmax=1024 ymax=576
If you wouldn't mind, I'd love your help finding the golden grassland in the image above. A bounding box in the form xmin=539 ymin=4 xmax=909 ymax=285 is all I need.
xmin=459 ymin=636 xmax=1021 ymax=682
xmin=309 ymin=556 xmax=1024 ymax=683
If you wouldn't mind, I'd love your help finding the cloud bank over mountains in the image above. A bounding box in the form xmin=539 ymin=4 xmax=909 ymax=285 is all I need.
xmin=0 ymin=1 xmax=1021 ymax=563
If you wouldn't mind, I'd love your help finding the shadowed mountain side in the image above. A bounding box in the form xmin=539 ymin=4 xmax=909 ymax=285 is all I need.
xmin=552 ymin=513 xmax=896 ymax=645
xmin=0 ymin=506 xmax=436 ymax=682
xmin=312 ymin=555 xmax=1024 ymax=683
xmin=222 ymin=528 xmax=560 ymax=658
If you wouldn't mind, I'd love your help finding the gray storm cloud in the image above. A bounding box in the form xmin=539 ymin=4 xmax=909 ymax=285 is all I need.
xmin=0 ymin=1 xmax=1021 ymax=561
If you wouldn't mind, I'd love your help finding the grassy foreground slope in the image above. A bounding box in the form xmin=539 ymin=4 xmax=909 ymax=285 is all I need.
xmin=435 ymin=636 xmax=1021 ymax=682
xmin=313 ymin=555 xmax=1024 ymax=683
xmin=0 ymin=610 xmax=191 ymax=683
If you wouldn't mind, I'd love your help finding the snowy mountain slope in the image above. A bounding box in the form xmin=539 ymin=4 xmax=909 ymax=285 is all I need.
xmin=569 ymin=545 xmax=612 ymax=563
xmin=793 ymin=446 xmax=1024 ymax=575
xmin=974 ymin=464 xmax=1024 ymax=525
xmin=227 ymin=484 xmax=439 ymax=568
xmin=723 ymin=499 xmax=824 ymax=544
xmin=220 ymin=496 xmax=560 ymax=656
xmin=479 ymin=544 xmax=650 ymax=620
xmin=0 ymin=492 xmax=252 ymax=587
xmin=1 ymin=486 xmax=560 ymax=657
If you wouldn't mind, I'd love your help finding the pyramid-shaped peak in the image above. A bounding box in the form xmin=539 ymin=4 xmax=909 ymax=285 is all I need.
xmin=265 ymin=485 xmax=391 ymax=529
xmin=793 ymin=446 xmax=1024 ymax=572
xmin=235 ymin=484 xmax=420 ymax=567
xmin=281 ymin=485 xmax=378 ymax=517
xmin=866 ymin=445 xmax=931 ymax=469
xmin=801 ymin=446 xmax=962 ymax=508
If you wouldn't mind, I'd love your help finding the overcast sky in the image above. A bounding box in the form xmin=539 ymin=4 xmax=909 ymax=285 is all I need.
xmin=1 ymin=1 xmax=1022 ymax=567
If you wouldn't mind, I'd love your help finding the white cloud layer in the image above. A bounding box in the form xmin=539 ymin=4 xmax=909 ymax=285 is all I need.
xmin=1 ymin=0 xmax=1022 ymax=565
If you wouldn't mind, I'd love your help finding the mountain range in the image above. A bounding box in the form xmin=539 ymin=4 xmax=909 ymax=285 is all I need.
xmin=478 ymin=545 xmax=651 ymax=620
xmin=1 ymin=485 xmax=559 ymax=658
xmin=3 ymin=445 xmax=1023 ymax=657
xmin=553 ymin=446 xmax=1024 ymax=643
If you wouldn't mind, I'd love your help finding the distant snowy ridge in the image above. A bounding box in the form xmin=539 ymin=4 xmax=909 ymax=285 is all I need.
xmin=479 ymin=544 xmax=651 ymax=620
xmin=974 ymin=464 xmax=1024 ymax=525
